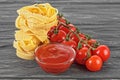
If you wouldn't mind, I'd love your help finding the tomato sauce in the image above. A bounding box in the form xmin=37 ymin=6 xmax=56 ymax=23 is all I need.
xmin=35 ymin=43 xmax=76 ymax=74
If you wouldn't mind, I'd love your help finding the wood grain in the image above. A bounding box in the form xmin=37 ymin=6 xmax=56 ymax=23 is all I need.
xmin=0 ymin=0 xmax=120 ymax=79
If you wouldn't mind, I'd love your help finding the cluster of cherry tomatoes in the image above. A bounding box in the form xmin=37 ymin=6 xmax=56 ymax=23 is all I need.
xmin=47 ymin=13 xmax=110 ymax=72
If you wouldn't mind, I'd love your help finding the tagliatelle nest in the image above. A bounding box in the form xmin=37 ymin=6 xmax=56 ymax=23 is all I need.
xmin=14 ymin=3 xmax=58 ymax=60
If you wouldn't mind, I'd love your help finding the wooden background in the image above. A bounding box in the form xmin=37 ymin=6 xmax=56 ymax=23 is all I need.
xmin=0 ymin=0 xmax=120 ymax=79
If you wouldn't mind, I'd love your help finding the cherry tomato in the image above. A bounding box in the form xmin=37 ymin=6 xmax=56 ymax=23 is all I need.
xmin=59 ymin=24 xmax=76 ymax=34
xmin=59 ymin=25 xmax=70 ymax=34
xmin=70 ymin=33 xmax=79 ymax=44
xmin=62 ymin=40 xmax=77 ymax=49
xmin=88 ymin=39 xmax=97 ymax=47
xmin=88 ymin=39 xmax=97 ymax=54
xmin=79 ymin=33 xmax=86 ymax=40
xmin=50 ymin=30 xmax=66 ymax=43
xmin=86 ymin=55 xmax=103 ymax=72
xmin=59 ymin=17 xmax=66 ymax=23
xmin=75 ymin=47 xmax=91 ymax=65
xmin=68 ymin=24 xmax=76 ymax=32
xmin=47 ymin=26 xmax=56 ymax=39
xmin=70 ymin=33 xmax=85 ymax=44
xmin=92 ymin=45 xmax=110 ymax=62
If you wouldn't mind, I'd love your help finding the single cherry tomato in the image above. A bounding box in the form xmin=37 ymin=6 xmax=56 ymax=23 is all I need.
xmin=92 ymin=45 xmax=110 ymax=62
xmin=68 ymin=24 xmax=76 ymax=32
xmin=86 ymin=55 xmax=103 ymax=72
xmin=59 ymin=25 xmax=70 ymax=34
xmin=70 ymin=33 xmax=85 ymax=44
xmin=50 ymin=30 xmax=66 ymax=43
xmin=59 ymin=17 xmax=66 ymax=23
xmin=88 ymin=39 xmax=97 ymax=47
xmin=70 ymin=33 xmax=79 ymax=44
xmin=47 ymin=26 xmax=56 ymax=39
xmin=62 ymin=40 xmax=77 ymax=49
xmin=79 ymin=33 xmax=86 ymax=40
xmin=75 ymin=47 xmax=91 ymax=65
xmin=87 ymin=39 xmax=97 ymax=54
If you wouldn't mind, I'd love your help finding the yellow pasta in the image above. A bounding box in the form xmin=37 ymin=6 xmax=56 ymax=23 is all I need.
xmin=14 ymin=3 xmax=58 ymax=60
xmin=14 ymin=30 xmax=40 ymax=53
xmin=16 ymin=50 xmax=35 ymax=60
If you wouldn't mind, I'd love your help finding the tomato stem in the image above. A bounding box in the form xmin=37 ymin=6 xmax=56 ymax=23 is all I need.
xmin=54 ymin=28 xmax=58 ymax=34
xmin=85 ymin=34 xmax=91 ymax=40
xmin=76 ymin=27 xmax=80 ymax=33
xmin=73 ymin=31 xmax=82 ymax=42
xmin=87 ymin=48 xmax=91 ymax=59
xmin=53 ymin=23 xmax=62 ymax=34
xmin=65 ymin=32 xmax=71 ymax=41
xmin=93 ymin=41 xmax=100 ymax=48
xmin=73 ymin=31 xmax=96 ymax=50
xmin=59 ymin=22 xmax=69 ymax=28
xmin=77 ymin=41 xmax=82 ymax=50
xmin=66 ymin=19 xmax=70 ymax=25
xmin=58 ymin=13 xmax=63 ymax=18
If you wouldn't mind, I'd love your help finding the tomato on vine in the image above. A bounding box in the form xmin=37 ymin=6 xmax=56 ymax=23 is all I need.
xmin=79 ymin=33 xmax=86 ymax=40
xmin=57 ymin=13 xmax=66 ymax=23
xmin=86 ymin=55 xmax=103 ymax=72
xmin=47 ymin=13 xmax=111 ymax=72
xmin=70 ymin=33 xmax=79 ymax=44
xmin=50 ymin=30 xmax=66 ymax=43
xmin=59 ymin=25 xmax=70 ymax=34
xmin=75 ymin=47 xmax=91 ymax=65
xmin=59 ymin=18 xmax=66 ymax=23
xmin=68 ymin=24 xmax=76 ymax=32
xmin=92 ymin=45 xmax=110 ymax=62
xmin=62 ymin=40 xmax=77 ymax=49
xmin=47 ymin=26 xmax=56 ymax=39
xmin=70 ymin=33 xmax=86 ymax=44
xmin=88 ymin=39 xmax=97 ymax=46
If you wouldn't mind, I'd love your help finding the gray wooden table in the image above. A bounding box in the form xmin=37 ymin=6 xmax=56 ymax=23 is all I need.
xmin=0 ymin=0 xmax=120 ymax=79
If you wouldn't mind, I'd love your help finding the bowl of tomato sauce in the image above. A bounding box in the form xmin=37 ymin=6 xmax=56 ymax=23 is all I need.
xmin=34 ymin=43 xmax=76 ymax=74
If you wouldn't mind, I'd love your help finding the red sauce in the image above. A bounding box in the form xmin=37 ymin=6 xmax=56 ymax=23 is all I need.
xmin=35 ymin=43 xmax=76 ymax=74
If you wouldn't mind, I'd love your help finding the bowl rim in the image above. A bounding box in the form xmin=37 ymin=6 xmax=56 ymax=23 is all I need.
xmin=34 ymin=43 xmax=76 ymax=65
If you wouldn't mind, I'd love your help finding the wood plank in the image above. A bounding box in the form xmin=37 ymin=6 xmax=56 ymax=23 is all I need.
xmin=1 ymin=4 xmax=120 ymax=25
xmin=0 ymin=25 xmax=120 ymax=79
xmin=1 ymin=0 xmax=120 ymax=3
xmin=0 ymin=0 xmax=120 ymax=79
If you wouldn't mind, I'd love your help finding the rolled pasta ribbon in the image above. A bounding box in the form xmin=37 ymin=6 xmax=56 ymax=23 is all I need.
xmin=14 ymin=40 xmax=49 ymax=60
xmin=16 ymin=3 xmax=58 ymax=32
xmin=14 ymin=3 xmax=58 ymax=60
xmin=13 ymin=30 xmax=39 ymax=60
xmin=14 ymin=41 xmax=35 ymax=60
xmin=16 ymin=50 xmax=35 ymax=60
